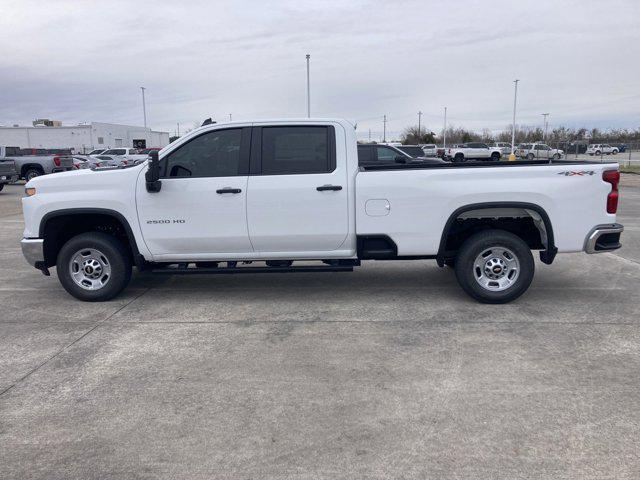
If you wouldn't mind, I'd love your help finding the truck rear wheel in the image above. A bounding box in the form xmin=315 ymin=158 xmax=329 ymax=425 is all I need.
xmin=56 ymin=232 xmax=132 ymax=302
xmin=454 ymin=230 xmax=534 ymax=304
xmin=24 ymin=168 xmax=42 ymax=181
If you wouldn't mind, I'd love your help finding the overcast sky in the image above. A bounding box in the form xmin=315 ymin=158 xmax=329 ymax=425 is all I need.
xmin=1 ymin=0 xmax=638 ymax=140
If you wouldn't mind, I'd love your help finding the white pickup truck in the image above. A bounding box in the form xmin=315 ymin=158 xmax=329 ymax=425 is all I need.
xmin=21 ymin=118 xmax=623 ymax=304
xmin=446 ymin=142 xmax=503 ymax=162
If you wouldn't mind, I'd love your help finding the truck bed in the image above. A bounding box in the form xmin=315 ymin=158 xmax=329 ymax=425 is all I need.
xmin=355 ymin=160 xmax=619 ymax=256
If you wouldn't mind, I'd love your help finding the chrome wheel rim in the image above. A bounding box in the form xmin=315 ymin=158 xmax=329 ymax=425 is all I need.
xmin=473 ymin=246 xmax=520 ymax=292
xmin=69 ymin=248 xmax=112 ymax=290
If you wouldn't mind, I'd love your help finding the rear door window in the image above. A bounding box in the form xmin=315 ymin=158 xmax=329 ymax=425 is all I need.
xmin=260 ymin=126 xmax=334 ymax=175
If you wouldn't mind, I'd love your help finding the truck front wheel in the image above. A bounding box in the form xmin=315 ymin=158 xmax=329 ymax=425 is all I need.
xmin=56 ymin=232 xmax=132 ymax=301
xmin=454 ymin=230 xmax=534 ymax=304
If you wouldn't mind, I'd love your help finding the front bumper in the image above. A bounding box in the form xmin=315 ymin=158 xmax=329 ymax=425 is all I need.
xmin=584 ymin=224 xmax=624 ymax=253
xmin=0 ymin=174 xmax=18 ymax=183
xmin=21 ymin=238 xmax=44 ymax=267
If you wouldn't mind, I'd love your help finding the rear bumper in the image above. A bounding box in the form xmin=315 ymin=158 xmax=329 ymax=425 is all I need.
xmin=584 ymin=224 xmax=624 ymax=253
xmin=21 ymin=238 xmax=44 ymax=267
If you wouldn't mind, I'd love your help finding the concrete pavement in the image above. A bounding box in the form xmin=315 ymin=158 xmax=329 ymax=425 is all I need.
xmin=1 ymin=178 xmax=639 ymax=479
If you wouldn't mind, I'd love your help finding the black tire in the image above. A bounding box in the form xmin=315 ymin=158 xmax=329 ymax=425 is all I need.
xmin=454 ymin=230 xmax=534 ymax=304
xmin=56 ymin=232 xmax=132 ymax=301
xmin=0 ymin=184 xmax=4 ymax=192
xmin=552 ymin=153 xmax=560 ymax=160
xmin=491 ymin=152 xmax=501 ymax=161
xmin=454 ymin=153 xmax=464 ymax=162
xmin=527 ymin=153 xmax=535 ymax=160
xmin=595 ymin=150 xmax=601 ymax=156
xmin=24 ymin=169 xmax=42 ymax=181
xmin=612 ymin=150 xmax=618 ymax=155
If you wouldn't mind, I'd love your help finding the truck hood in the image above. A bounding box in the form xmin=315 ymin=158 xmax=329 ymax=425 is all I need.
xmin=26 ymin=163 xmax=145 ymax=192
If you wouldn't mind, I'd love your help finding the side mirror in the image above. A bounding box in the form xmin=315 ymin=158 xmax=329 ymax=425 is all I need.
xmin=145 ymin=151 xmax=162 ymax=193
xmin=394 ymin=155 xmax=407 ymax=164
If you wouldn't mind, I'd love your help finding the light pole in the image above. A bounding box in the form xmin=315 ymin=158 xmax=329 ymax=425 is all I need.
xmin=140 ymin=87 xmax=147 ymax=128
xmin=418 ymin=111 xmax=423 ymax=138
xmin=306 ymin=54 xmax=311 ymax=118
xmin=510 ymin=79 xmax=519 ymax=161
xmin=383 ymin=115 xmax=387 ymax=143
xmin=229 ymin=113 xmax=233 ymax=122
xmin=541 ymin=113 xmax=549 ymax=141
xmin=443 ymin=107 xmax=447 ymax=149
xmin=177 ymin=122 xmax=180 ymax=136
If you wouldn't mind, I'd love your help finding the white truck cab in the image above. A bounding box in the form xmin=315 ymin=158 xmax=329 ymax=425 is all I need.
xmin=21 ymin=118 xmax=623 ymax=304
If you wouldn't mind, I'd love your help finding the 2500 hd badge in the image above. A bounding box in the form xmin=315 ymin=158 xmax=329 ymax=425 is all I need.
xmin=146 ymin=219 xmax=186 ymax=224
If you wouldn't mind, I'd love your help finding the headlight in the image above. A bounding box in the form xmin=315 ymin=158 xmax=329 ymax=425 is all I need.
xmin=25 ymin=187 xmax=36 ymax=197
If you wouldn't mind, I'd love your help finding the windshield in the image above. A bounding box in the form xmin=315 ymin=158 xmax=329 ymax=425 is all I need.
xmin=397 ymin=146 xmax=424 ymax=157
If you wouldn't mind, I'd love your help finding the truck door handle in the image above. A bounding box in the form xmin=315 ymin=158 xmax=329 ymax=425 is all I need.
xmin=216 ymin=187 xmax=242 ymax=194
xmin=316 ymin=185 xmax=342 ymax=191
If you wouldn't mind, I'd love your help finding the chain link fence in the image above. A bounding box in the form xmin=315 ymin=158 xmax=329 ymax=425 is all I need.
xmin=541 ymin=139 xmax=640 ymax=167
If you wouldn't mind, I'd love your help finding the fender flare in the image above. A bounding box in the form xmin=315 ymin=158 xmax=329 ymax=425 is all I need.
xmin=39 ymin=208 xmax=145 ymax=268
xmin=436 ymin=201 xmax=557 ymax=265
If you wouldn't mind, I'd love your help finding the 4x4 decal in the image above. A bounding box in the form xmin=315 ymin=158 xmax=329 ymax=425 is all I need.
xmin=557 ymin=170 xmax=595 ymax=176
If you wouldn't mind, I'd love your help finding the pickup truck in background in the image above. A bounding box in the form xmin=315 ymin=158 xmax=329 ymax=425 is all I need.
xmin=21 ymin=118 xmax=623 ymax=304
xmin=0 ymin=158 xmax=18 ymax=191
xmin=446 ymin=142 xmax=503 ymax=162
xmin=0 ymin=146 xmax=75 ymax=180
xmin=516 ymin=143 xmax=564 ymax=160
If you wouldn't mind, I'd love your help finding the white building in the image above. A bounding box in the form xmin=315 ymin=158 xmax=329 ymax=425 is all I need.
xmin=0 ymin=122 xmax=170 ymax=153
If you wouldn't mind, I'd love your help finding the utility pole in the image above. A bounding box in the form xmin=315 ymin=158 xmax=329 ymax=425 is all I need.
xmin=177 ymin=122 xmax=180 ymax=136
xmin=443 ymin=107 xmax=447 ymax=149
xmin=541 ymin=113 xmax=549 ymax=141
xmin=229 ymin=113 xmax=232 ymax=122
xmin=383 ymin=115 xmax=387 ymax=143
xmin=510 ymin=79 xmax=519 ymax=161
xmin=368 ymin=129 xmax=371 ymax=142
xmin=418 ymin=111 xmax=423 ymax=137
xmin=306 ymin=54 xmax=311 ymax=118
xmin=140 ymin=87 xmax=147 ymax=128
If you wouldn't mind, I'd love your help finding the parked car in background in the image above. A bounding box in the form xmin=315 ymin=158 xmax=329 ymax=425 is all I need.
xmin=88 ymin=149 xmax=107 ymax=156
xmin=0 ymin=158 xmax=18 ymax=191
xmin=396 ymin=145 xmax=427 ymax=158
xmin=421 ymin=144 xmax=438 ymax=157
xmin=516 ymin=143 xmax=564 ymax=160
xmin=587 ymin=144 xmax=619 ymax=156
xmin=101 ymin=148 xmax=149 ymax=164
xmin=615 ymin=144 xmax=627 ymax=153
xmin=0 ymin=146 xmax=74 ymax=180
xmin=357 ymin=144 xmax=445 ymax=166
xmin=446 ymin=143 xmax=502 ymax=162
xmin=490 ymin=142 xmax=512 ymax=156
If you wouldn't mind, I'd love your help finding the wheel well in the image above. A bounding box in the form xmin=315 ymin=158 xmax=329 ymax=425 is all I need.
xmin=21 ymin=164 xmax=45 ymax=176
xmin=439 ymin=206 xmax=553 ymax=260
xmin=41 ymin=213 xmax=136 ymax=268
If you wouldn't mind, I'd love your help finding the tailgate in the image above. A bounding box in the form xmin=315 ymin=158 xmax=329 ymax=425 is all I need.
xmin=59 ymin=156 xmax=74 ymax=168
xmin=0 ymin=159 xmax=17 ymax=175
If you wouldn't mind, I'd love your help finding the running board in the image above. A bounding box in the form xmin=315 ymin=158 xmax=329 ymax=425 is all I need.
xmin=151 ymin=265 xmax=354 ymax=275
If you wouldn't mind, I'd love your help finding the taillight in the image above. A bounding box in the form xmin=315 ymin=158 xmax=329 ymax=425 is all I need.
xmin=53 ymin=156 xmax=61 ymax=167
xmin=603 ymin=170 xmax=619 ymax=214
xmin=121 ymin=159 xmax=128 ymax=165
